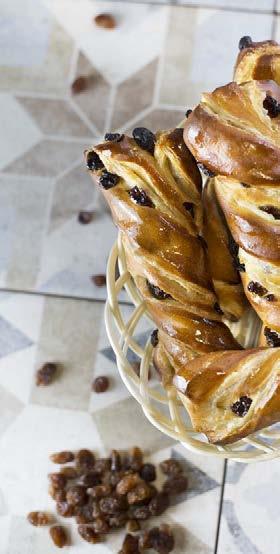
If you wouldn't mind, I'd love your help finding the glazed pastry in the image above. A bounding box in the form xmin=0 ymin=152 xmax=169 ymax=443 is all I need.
xmin=235 ymin=37 xmax=280 ymax=85
xmin=85 ymin=129 xmax=241 ymax=381
xmin=174 ymin=347 xmax=280 ymax=444
xmin=202 ymin=178 xmax=247 ymax=321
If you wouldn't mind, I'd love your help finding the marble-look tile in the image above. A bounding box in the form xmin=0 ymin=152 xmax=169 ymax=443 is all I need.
xmin=176 ymin=0 xmax=274 ymax=9
xmin=130 ymin=107 xmax=184 ymax=133
xmin=218 ymin=460 xmax=280 ymax=554
xmin=0 ymin=386 xmax=24 ymax=438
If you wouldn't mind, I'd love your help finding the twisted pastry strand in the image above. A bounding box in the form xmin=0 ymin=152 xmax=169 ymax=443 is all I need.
xmin=235 ymin=38 xmax=280 ymax=85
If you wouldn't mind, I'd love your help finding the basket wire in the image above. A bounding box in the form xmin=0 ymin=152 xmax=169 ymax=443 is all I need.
xmin=105 ymin=235 xmax=280 ymax=462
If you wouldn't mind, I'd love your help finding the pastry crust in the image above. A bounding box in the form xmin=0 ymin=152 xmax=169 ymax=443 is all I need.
xmin=234 ymin=39 xmax=280 ymax=85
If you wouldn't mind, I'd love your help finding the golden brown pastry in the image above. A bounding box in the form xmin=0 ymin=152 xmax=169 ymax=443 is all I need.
xmin=235 ymin=37 xmax=280 ymax=85
xmin=202 ymin=178 xmax=247 ymax=321
xmin=174 ymin=347 xmax=280 ymax=444
xmin=85 ymin=129 xmax=241 ymax=381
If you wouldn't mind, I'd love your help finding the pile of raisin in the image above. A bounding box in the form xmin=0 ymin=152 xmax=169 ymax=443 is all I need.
xmin=28 ymin=448 xmax=188 ymax=550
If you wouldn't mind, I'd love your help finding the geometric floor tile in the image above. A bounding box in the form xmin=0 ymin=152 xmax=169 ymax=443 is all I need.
xmin=0 ymin=386 xmax=24 ymax=438
xmin=0 ymin=315 xmax=32 ymax=359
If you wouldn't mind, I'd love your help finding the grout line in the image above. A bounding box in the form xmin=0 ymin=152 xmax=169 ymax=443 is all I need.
xmin=45 ymin=134 xmax=94 ymax=143
xmin=153 ymin=5 xmax=170 ymax=106
xmin=0 ymin=286 xmax=133 ymax=306
xmin=68 ymin=98 xmax=100 ymax=137
xmin=119 ymin=105 xmax=154 ymax=132
xmin=214 ymin=459 xmax=227 ymax=554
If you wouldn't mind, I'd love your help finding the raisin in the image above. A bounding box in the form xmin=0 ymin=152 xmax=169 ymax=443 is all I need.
xmin=92 ymin=501 xmax=102 ymax=519
xmin=104 ymin=133 xmax=123 ymax=142
xmin=147 ymin=281 xmax=171 ymax=300
xmin=94 ymin=13 xmax=116 ymax=29
xmin=185 ymin=109 xmax=192 ymax=118
xmin=213 ymin=302 xmax=224 ymax=315
xmin=128 ymin=447 xmax=143 ymax=471
xmin=93 ymin=517 xmax=110 ymax=534
xmin=59 ymin=466 xmax=78 ymax=479
xmin=241 ymin=182 xmax=251 ymax=188
xmin=139 ymin=530 xmax=152 ymax=550
xmin=163 ymin=475 xmax=188 ymax=495
xmin=129 ymin=186 xmax=155 ymax=208
xmin=126 ymin=519 xmax=140 ymax=532
xmin=108 ymin=512 xmax=128 ymax=528
xmin=78 ymin=525 xmax=101 ymax=543
xmin=49 ymin=473 xmax=67 ymax=490
xmin=264 ymin=327 xmax=280 ymax=347
xmin=79 ymin=471 xmax=101 ymax=487
xmin=119 ymin=533 xmax=140 ymax=554
xmin=228 ymin=238 xmax=245 ymax=272
xmin=160 ymin=459 xmax=183 ymax=476
xmin=36 ymin=362 xmax=57 ymax=386
xmin=100 ymin=496 xmax=127 ymax=514
xmin=92 ymin=376 xmax=109 ymax=393
xmin=71 ymin=76 xmax=88 ymax=94
xmin=140 ymin=463 xmax=156 ymax=482
xmin=49 ymin=485 xmax=66 ymax=502
xmin=76 ymin=449 xmax=95 ymax=470
xmin=197 ymin=163 xmax=215 ymax=177
xmin=265 ymin=293 xmax=276 ymax=302
xmin=88 ymin=484 xmax=112 ymax=498
xmin=127 ymin=482 xmax=155 ymax=505
xmin=86 ymin=151 xmax=104 ymax=171
xmin=234 ymin=260 xmax=245 ymax=272
xmin=131 ymin=505 xmax=150 ymax=520
xmin=99 ymin=170 xmax=119 ymax=189
xmin=50 ymin=451 xmax=74 ymax=464
xmin=259 ymin=205 xmax=280 ymax=220
xmin=78 ymin=210 xmax=94 ymax=224
xmin=111 ymin=449 xmax=122 ymax=471
xmin=247 ymin=281 xmax=268 ymax=296
xmin=148 ymin=524 xmax=175 ymax=554
xmin=94 ymin=458 xmax=111 ymax=474
xmin=56 ymin=501 xmax=75 ymax=518
xmin=263 ymin=95 xmax=280 ymax=118
xmin=183 ymin=202 xmax=194 ymax=218
xmin=102 ymin=470 xmax=124 ymax=487
xmin=151 ymin=329 xmax=159 ymax=347
xmin=231 ymin=396 xmax=252 ymax=417
xmin=27 ymin=511 xmax=50 ymax=526
xmin=238 ymin=35 xmax=253 ymax=50
xmin=197 ymin=235 xmax=208 ymax=250
xmin=66 ymin=485 xmax=87 ymax=507
xmin=91 ymin=274 xmax=106 ymax=287
xmin=132 ymin=127 xmax=155 ymax=154
xmin=49 ymin=525 xmax=68 ymax=548
xmin=149 ymin=492 xmax=170 ymax=516
xmin=75 ymin=504 xmax=94 ymax=524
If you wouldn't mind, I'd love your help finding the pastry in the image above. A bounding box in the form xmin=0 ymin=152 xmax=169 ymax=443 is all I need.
xmin=235 ymin=37 xmax=280 ymax=85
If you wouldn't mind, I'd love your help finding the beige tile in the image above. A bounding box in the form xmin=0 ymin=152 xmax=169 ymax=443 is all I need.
xmin=130 ymin=107 xmax=184 ymax=133
xmin=0 ymin=385 xmax=23 ymax=437
xmin=30 ymin=298 xmax=103 ymax=411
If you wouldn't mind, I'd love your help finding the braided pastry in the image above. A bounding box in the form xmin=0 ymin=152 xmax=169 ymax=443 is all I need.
xmin=174 ymin=346 xmax=280 ymax=444
xmin=235 ymin=37 xmax=280 ymax=85
xmin=85 ymin=129 xmax=240 ymax=383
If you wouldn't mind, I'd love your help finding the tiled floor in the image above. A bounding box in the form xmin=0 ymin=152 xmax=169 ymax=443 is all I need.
xmin=0 ymin=0 xmax=279 ymax=552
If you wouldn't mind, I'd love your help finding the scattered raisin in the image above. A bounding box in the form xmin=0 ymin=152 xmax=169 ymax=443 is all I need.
xmin=100 ymin=495 xmax=127 ymax=514
xmin=94 ymin=13 xmax=116 ymax=29
xmin=104 ymin=133 xmax=124 ymax=142
xmin=116 ymin=473 xmax=141 ymax=495
xmin=265 ymin=293 xmax=276 ymax=302
xmin=49 ymin=525 xmax=68 ymax=548
xmin=94 ymin=458 xmax=111 ymax=474
xmin=102 ymin=470 xmax=124 ymax=487
xmin=56 ymin=501 xmax=75 ymax=518
xmin=241 ymin=182 xmax=251 ymax=188
xmin=99 ymin=170 xmax=119 ymax=189
xmin=163 ymin=475 xmax=188 ymax=495
xmin=49 ymin=485 xmax=66 ymax=502
xmin=149 ymin=492 xmax=169 ymax=516
xmin=247 ymin=281 xmax=268 ymax=296
xmin=231 ymin=396 xmax=252 ymax=417
xmin=92 ymin=501 xmax=102 ymax=519
xmin=238 ymin=35 xmax=253 ymax=50
xmin=66 ymin=485 xmax=87 ymax=507
xmin=91 ymin=274 xmax=106 ymax=287
xmin=27 ymin=511 xmax=50 ymax=526
xmin=88 ymin=484 xmax=112 ymax=499
xmin=50 ymin=451 xmax=74 ymax=464
xmin=36 ymin=362 xmax=57 ymax=386
xmin=75 ymin=505 xmax=95 ymax=524
xmin=183 ymin=202 xmax=194 ymax=218
xmin=108 ymin=512 xmax=128 ymax=528
xmin=264 ymin=327 xmax=280 ymax=347
xmin=79 ymin=471 xmax=101 ymax=487
xmin=151 ymin=329 xmax=159 ymax=347
xmin=148 ymin=524 xmax=175 ymax=554
xmin=126 ymin=519 xmax=140 ymax=533
xmin=263 ymin=94 xmax=280 ymax=118
xmin=111 ymin=449 xmax=122 ymax=471
xmin=129 ymin=186 xmax=155 ymax=208
xmin=147 ymin=281 xmax=171 ymax=300
xmin=59 ymin=467 xmax=78 ymax=479
xmin=78 ymin=210 xmax=94 ymax=224
xmin=127 ymin=482 xmax=155 ymax=505
xmin=93 ymin=517 xmax=110 ymax=534
xmin=160 ymin=459 xmax=183 ymax=476
xmin=78 ymin=525 xmax=101 ymax=543
xmin=119 ymin=533 xmax=140 ymax=554
xmin=259 ymin=205 xmax=280 ymax=220
xmin=140 ymin=463 xmax=156 ymax=482
xmin=86 ymin=151 xmax=104 ymax=171
xmin=139 ymin=530 xmax=152 ymax=550
xmin=92 ymin=376 xmax=109 ymax=393
xmin=71 ymin=76 xmax=88 ymax=94
xmin=49 ymin=472 xmax=67 ymax=490
xmin=131 ymin=505 xmax=150 ymax=520
xmin=197 ymin=163 xmax=215 ymax=177
xmin=132 ymin=127 xmax=156 ymax=154
xmin=128 ymin=447 xmax=143 ymax=471
xmin=213 ymin=302 xmax=224 ymax=315
xmin=185 ymin=109 xmax=192 ymax=118
xmin=76 ymin=449 xmax=95 ymax=470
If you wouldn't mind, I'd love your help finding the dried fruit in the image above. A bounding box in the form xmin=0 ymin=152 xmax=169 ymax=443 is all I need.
xmin=163 ymin=475 xmax=188 ymax=495
xmin=104 ymin=133 xmax=123 ymax=142
xmin=59 ymin=467 xmax=78 ymax=479
xmin=259 ymin=205 xmax=280 ymax=220
xmin=131 ymin=505 xmax=150 ymax=520
xmin=92 ymin=516 xmax=110 ymax=534
xmin=76 ymin=449 xmax=95 ymax=470
xmin=241 ymin=182 xmax=251 ymax=188
xmin=129 ymin=447 xmax=143 ymax=471
xmin=36 ymin=363 xmax=57 ymax=386
xmin=49 ymin=485 xmax=66 ymax=502
xmin=197 ymin=163 xmax=215 ymax=177
xmin=78 ymin=525 xmax=101 ymax=543
xmin=92 ymin=375 xmax=109 ymax=393
xmin=185 ymin=109 xmax=192 ymax=118
xmin=132 ymin=127 xmax=156 ymax=154
xmin=238 ymin=35 xmax=253 ymax=50
xmin=87 ymin=484 xmax=112 ymax=498
xmin=263 ymin=95 xmax=280 ymax=118
xmin=265 ymin=293 xmax=276 ymax=302
xmin=27 ymin=511 xmax=50 ymax=526
xmin=99 ymin=495 xmax=127 ymax=514
xmin=109 ymin=512 xmax=128 ymax=528
xmin=231 ymin=396 xmax=252 ymax=417
xmin=91 ymin=274 xmax=106 ymax=287
xmin=183 ymin=202 xmax=194 ymax=218
xmin=71 ymin=76 xmax=88 ymax=94
xmin=79 ymin=471 xmax=101 ymax=487
xmin=149 ymin=492 xmax=170 ymax=516
xmin=247 ymin=281 xmax=268 ymax=296
xmin=56 ymin=501 xmax=75 ymax=518
xmin=66 ymin=485 xmax=87 ymax=507
xmin=140 ymin=463 xmax=156 ymax=482
xmin=94 ymin=458 xmax=111 ymax=474
xmin=94 ymin=13 xmax=116 ymax=29
xmin=126 ymin=519 xmax=140 ymax=533
xmin=213 ymin=302 xmax=224 ymax=315
xmin=160 ymin=459 xmax=183 ymax=476
xmin=78 ymin=210 xmax=94 ymax=224
xmin=75 ymin=504 xmax=95 ymax=524
xmin=116 ymin=473 xmax=141 ymax=495
xmin=264 ymin=327 xmax=280 ymax=347
xmin=102 ymin=469 xmax=124 ymax=487
xmin=111 ymin=449 xmax=122 ymax=471
xmin=50 ymin=451 xmax=74 ymax=464
xmin=129 ymin=186 xmax=155 ymax=208
xmin=148 ymin=524 xmax=175 ymax=554
xmin=49 ymin=472 xmax=67 ymax=490
xmin=86 ymin=151 xmax=104 ymax=171
xmin=49 ymin=525 xmax=68 ymax=548
xmin=99 ymin=170 xmax=119 ymax=189
xmin=119 ymin=533 xmax=140 ymax=553
xmin=127 ymin=482 xmax=155 ymax=505
xmin=151 ymin=329 xmax=159 ymax=347
xmin=92 ymin=501 xmax=102 ymax=519
xmin=147 ymin=281 xmax=171 ymax=300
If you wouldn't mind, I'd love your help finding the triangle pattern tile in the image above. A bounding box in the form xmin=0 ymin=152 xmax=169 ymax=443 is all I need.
xmin=221 ymin=500 xmax=261 ymax=554
xmin=127 ymin=107 xmax=184 ymax=134
xmin=0 ymin=385 xmax=24 ymax=438
xmin=0 ymin=315 xmax=33 ymax=359
xmin=100 ymin=329 xmax=152 ymax=364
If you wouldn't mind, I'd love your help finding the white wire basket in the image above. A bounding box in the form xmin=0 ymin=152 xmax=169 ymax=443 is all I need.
xmin=105 ymin=234 xmax=280 ymax=463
